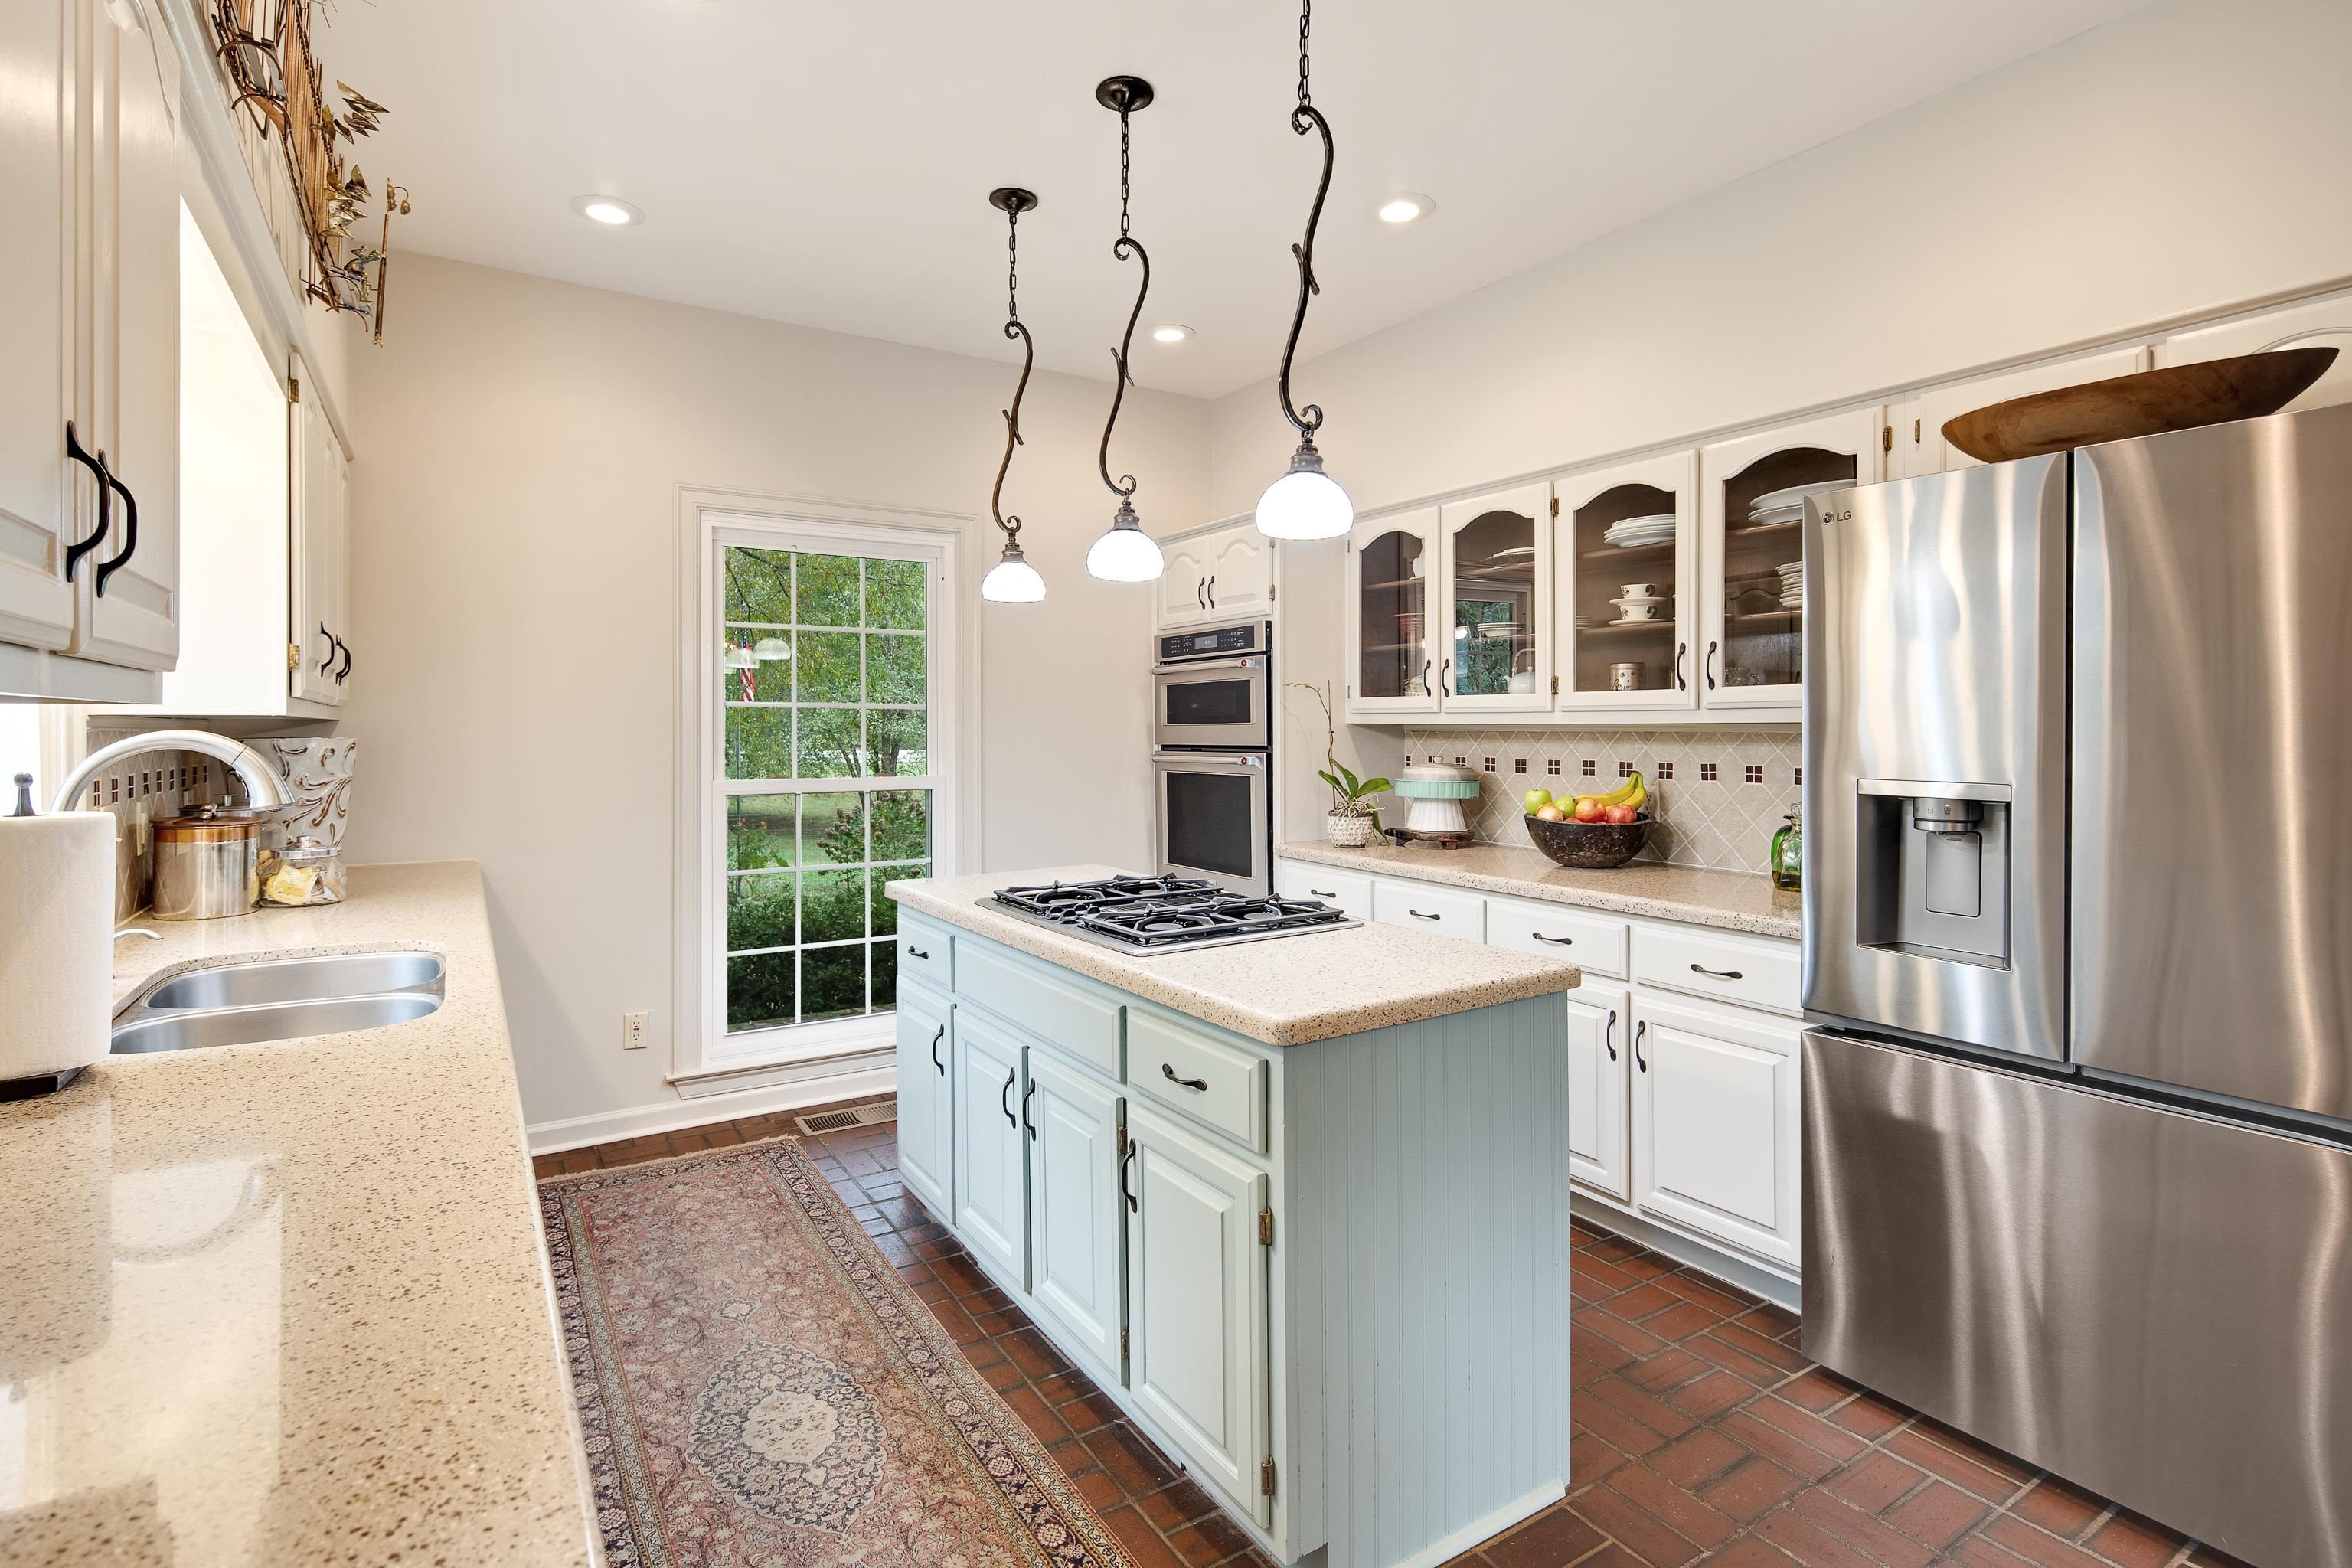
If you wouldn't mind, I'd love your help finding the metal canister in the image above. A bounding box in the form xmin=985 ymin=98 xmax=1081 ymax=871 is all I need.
xmin=151 ymin=807 xmax=263 ymax=920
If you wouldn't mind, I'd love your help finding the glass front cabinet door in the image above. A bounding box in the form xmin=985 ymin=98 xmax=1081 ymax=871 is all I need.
xmin=1698 ymin=408 xmax=1881 ymax=712
xmin=1551 ymin=451 xmax=1698 ymax=713
xmin=1346 ymin=508 xmax=1441 ymax=715
xmin=1439 ymin=484 xmax=1552 ymax=712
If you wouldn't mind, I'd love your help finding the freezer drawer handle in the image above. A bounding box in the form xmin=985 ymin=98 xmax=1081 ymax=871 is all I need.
xmin=1406 ymin=909 xmax=1442 ymax=922
xmin=1000 ymin=1067 xmax=1017 ymax=1125
xmin=929 ymin=1024 xmax=945 ymax=1075
xmin=1120 ymin=1138 xmax=1138 ymax=1212
xmin=1634 ymin=1019 xmax=1648 ymax=1073
xmin=1604 ymin=1008 xmax=1618 ymax=1061
xmin=1160 ymin=1063 xmax=1210 ymax=1093
xmin=1532 ymin=932 xmax=1574 ymax=946
xmin=1689 ymin=962 xmax=1743 ymax=981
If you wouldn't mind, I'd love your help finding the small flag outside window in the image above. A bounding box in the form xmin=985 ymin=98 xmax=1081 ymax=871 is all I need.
xmin=740 ymin=649 xmax=757 ymax=704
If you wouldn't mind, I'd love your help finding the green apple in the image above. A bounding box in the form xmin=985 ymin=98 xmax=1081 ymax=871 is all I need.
xmin=1523 ymin=789 xmax=1553 ymax=813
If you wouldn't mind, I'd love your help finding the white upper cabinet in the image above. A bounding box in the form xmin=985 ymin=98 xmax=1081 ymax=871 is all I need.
xmin=0 ymin=0 xmax=79 ymax=658
xmin=1344 ymin=507 xmax=1440 ymax=716
xmin=2154 ymin=291 xmax=2352 ymax=413
xmin=1908 ymin=345 xmax=2151 ymax=475
xmin=1440 ymin=483 xmax=1552 ymax=712
xmin=1697 ymin=407 xmax=1880 ymax=714
xmin=1158 ymin=521 xmax=1271 ymax=631
xmin=1553 ymin=450 xmax=1699 ymax=714
xmin=1158 ymin=534 xmax=1210 ymax=628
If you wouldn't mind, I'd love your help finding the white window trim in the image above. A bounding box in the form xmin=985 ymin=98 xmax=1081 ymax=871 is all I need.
xmin=670 ymin=485 xmax=981 ymax=1087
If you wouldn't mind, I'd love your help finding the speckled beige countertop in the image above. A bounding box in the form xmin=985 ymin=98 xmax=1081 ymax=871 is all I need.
xmin=0 ymin=861 xmax=597 ymax=1568
xmin=1278 ymin=840 xmax=1804 ymax=941
xmin=887 ymin=864 xmax=1579 ymax=1046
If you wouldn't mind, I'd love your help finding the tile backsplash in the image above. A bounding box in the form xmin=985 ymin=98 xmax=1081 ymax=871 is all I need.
xmin=1400 ymin=728 xmax=1801 ymax=874
xmin=73 ymin=752 xmax=216 ymax=920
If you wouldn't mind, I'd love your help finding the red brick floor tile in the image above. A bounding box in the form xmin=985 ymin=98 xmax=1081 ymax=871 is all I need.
xmin=1606 ymin=1464 xmax=1739 ymax=1551
xmin=1625 ymin=1346 xmax=1712 ymax=1394
xmin=1774 ymin=1368 xmax=1856 ymax=1413
xmin=1573 ymin=1483 xmax=1709 ymax=1568
xmin=1825 ymin=1388 xmax=1912 ymax=1441
xmin=1664 ymin=1370 xmax=1758 ymax=1424
xmin=1574 ymin=1254 xmax=1643 ymax=1298
xmin=1886 ymin=1426 xmax=2030 ymax=1505
xmin=2082 ymin=1510 xmax=2190 ymax=1568
xmin=1713 ymin=1410 xmax=1844 ymax=1483
xmin=2009 ymin=1476 xmax=2106 ymax=1540
xmin=1648 ymin=1427 xmax=1749 ymax=1489
xmin=1700 ymin=1537 xmax=1800 ymax=1568
xmin=1574 ymin=1546 xmax=1652 ymax=1568
xmin=1750 ymin=1504 xmax=1893 ymax=1568
xmin=1656 ymin=1271 xmax=1757 ymax=1316
xmin=1980 ymin=1514 xmax=2114 ymax=1568
xmin=1785 ymin=1486 xmax=1936 ymax=1568
xmin=1570 ymin=1428 xmax=1633 ymax=1486
xmin=1133 ymin=1478 xmax=1220 ymax=1531
xmin=1589 ymin=1374 xmax=1698 ymax=1444
xmin=1695 ymin=1456 xmax=1806 ymax=1524
xmin=1643 ymin=1301 xmax=1732 ymax=1344
xmin=1576 ymin=1393 xmax=1679 ymax=1459
xmin=1481 ymin=1503 xmax=1607 ymax=1568
xmin=1883 ymin=1477 xmax=1989 ymax=1550
xmin=1704 ymin=1321 xmax=1810 ymax=1377
xmin=1824 ymin=1451 xmax=1925 ymax=1514
xmin=1583 ymin=1308 xmax=1671 ymax=1361
xmin=1740 ymin=1396 xmax=1870 ymax=1463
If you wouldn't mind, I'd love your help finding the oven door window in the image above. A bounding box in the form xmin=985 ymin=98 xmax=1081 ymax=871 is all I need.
xmin=1165 ymin=677 xmax=1254 ymax=730
xmin=1164 ymin=770 xmax=1256 ymax=879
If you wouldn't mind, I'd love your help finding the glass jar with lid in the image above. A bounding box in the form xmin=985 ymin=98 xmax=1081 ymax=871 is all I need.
xmin=259 ymin=835 xmax=348 ymax=906
xmin=1769 ymin=803 xmax=1802 ymax=890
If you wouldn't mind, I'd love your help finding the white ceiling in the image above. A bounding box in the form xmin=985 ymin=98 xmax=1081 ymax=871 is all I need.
xmin=318 ymin=0 xmax=2152 ymax=399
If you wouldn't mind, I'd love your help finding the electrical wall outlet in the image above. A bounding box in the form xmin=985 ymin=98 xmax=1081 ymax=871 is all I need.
xmin=622 ymin=1011 xmax=648 ymax=1050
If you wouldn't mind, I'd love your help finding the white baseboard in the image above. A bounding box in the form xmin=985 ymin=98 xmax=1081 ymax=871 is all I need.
xmin=1570 ymin=1191 xmax=1801 ymax=1312
xmin=527 ymin=1059 xmax=897 ymax=1154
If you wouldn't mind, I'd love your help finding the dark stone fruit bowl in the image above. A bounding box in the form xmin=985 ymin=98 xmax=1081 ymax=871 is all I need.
xmin=1524 ymin=812 xmax=1655 ymax=870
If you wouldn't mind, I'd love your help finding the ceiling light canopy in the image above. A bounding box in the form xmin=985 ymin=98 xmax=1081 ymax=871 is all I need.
xmin=1151 ymin=324 xmax=1193 ymax=343
xmin=570 ymin=194 xmax=643 ymax=227
xmin=1377 ymin=193 xmax=1434 ymax=224
xmin=1086 ymin=76 xmax=1166 ymax=585
xmin=979 ymin=186 xmax=1046 ymax=604
xmin=1256 ymin=0 xmax=1354 ymax=543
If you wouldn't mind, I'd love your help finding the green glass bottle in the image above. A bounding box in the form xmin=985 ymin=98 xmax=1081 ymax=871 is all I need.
xmin=1769 ymin=803 xmax=1802 ymax=891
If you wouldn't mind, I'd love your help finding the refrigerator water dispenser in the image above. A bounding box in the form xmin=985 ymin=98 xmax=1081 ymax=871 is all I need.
xmin=1853 ymin=780 xmax=2011 ymax=969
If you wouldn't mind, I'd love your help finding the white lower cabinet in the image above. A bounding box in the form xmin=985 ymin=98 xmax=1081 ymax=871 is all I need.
xmin=1025 ymin=1047 xmax=1126 ymax=1389
xmin=1563 ymin=982 xmax=1631 ymax=1200
xmin=1632 ymin=994 xmax=1802 ymax=1269
xmin=953 ymin=1010 xmax=1030 ymax=1290
xmin=893 ymin=982 xmax=954 ymax=1217
xmin=1124 ymin=1101 xmax=1271 ymax=1526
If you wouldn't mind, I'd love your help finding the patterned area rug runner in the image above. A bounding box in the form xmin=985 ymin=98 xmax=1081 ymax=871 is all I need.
xmin=541 ymin=1137 xmax=1135 ymax=1568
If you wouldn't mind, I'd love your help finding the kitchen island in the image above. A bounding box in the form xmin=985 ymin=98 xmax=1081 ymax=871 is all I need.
xmin=0 ymin=863 xmax=596 ymax=1568
xmin=885 ymin=867 xmax=1581 ymax=1568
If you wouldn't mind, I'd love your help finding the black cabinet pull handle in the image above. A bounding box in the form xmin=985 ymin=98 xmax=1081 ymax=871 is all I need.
xmin=1022 ymin=1079 xmax=1038 ymax=1139
xmin=1676 ymin=641 xmax=1687 ymax=691
xmin=1604 ymin=1008 xmax=1618 ymax=1062
xmin=333 ymin=636 xmax=351 ymax=684
xmin=1442 ymin=658 xmax=1452 ymax=694
xmin=62 ymin=423 xmax=112 ymax=583
xmin=1120 ymin=1138 xmax=1138 ymax=1212
xmin=1407 ymin=909 xmax=1441 ymax=922
xmin=1420 ymin=658 xmax=1432 ymax=697
xmin=1196 ymin=578 xmax=1206 ymax=611
xmin=317 ymin=622 xmax=336 ymax=674
xmin=929 ymin=1023 xmax=945 ymax=1075
xmin=1635 ymin=1019 xmax=1648 ymax=1073
xmin=1161 ymin=1063 xmax=1209 ymax=1093
xmin=1308 ymin=887 xmax=1338 ymax=899
xmin=1206 ymin=573 xmax=1216 ymax=609
xmin=1533 ymin=932 xmax=1574 ymax=946
xmin=1705 ymin=640 xmax=1719 ymax=691
xmin=1000 ymin=1067 xmax=1016 ymax=1125
xmin=906 ymin=946 xmax=929 ymax=960
xmin=1690 ymin=962 xmax=1744 ymax=981
xmin=93 ymin=466 xmax=139 ymax=597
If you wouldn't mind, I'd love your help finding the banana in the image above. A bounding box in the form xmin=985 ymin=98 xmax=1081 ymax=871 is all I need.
xmin=1571 ymin=771 xmax=1648 ymax=815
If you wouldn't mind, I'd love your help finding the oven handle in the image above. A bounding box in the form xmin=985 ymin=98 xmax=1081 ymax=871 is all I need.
xmin=1153 ymin=751 xmax=1267 ymax=771
xmin=1155 ymin=655 xmax=1266 ymax=675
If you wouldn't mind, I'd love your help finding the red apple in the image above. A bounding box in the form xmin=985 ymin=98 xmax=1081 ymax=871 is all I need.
xmin=1573 ymin=797 xmax=1604 ymax=822
xmin=1603 ymin=804 xmax=1638 ymax=825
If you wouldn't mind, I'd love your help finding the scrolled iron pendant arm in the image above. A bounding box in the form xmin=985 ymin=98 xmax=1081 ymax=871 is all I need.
xmin=991 ymin=317 xmax=1034 ymax=541
xmin=1098 ymin=234 xmax=1150 ymax=499
xmin=1277 ymin=103 xmax=1333 ymax=439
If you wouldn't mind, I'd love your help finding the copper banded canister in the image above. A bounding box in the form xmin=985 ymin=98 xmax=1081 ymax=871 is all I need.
xmin=151 ymin=807 xmax=263 ymax=920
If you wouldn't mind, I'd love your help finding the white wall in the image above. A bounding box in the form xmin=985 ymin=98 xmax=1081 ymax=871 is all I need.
xmin=1221 ymin=0 xmax=2352 ymax=825
xmin=341 ymin=254 xmax=1207 ymax=1133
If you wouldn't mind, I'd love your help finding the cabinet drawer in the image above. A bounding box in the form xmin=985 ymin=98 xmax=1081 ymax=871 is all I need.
xmin=1633 ymin=925 xmax=1800 ymax=1016
xmin=897 ymin=917 xmax=953 ymax=991
xmin=956 ymin=940 xmax=1122 ymax=1081
xmin=1129 ymin=1009 xmax=1267 ymax=1155
xmin=1485 ymin=895 xmax=1629 ymax=978
xmin=1275 ymin=861 xmax=1373 ymax=923
xmin=1372 ymin=878 xmax=1485 ymax=943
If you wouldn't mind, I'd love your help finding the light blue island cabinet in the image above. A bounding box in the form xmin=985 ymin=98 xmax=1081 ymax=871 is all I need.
xmin=885 ymin=866 xmax=1583 ymax=1568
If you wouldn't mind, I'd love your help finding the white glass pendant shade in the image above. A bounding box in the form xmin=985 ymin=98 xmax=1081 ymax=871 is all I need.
xmin=1086 ymin=498 xmax=1165 ymax=583
xmin=751 ymin=636 xmax=792 ymax=662
xmin=722 ymin=645 xmax=758 ymax=670
xmin=1256 ymin=439 xmax=1353 ymax=540
xmin=981 ymin=538 xmax=1046 ymax=603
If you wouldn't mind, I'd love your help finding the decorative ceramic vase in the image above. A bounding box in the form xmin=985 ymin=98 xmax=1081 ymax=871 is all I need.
xmin=1325 ymin=810 xmax=1375 ymax=848
xmin=266 ymin=737 xmax=358 ymax=847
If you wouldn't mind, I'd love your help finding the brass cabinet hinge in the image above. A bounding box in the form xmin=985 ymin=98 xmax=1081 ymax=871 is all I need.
xmin=1260 ymin=1456 xmax=1277 ymax=1498
xmin=1258 ymin=1204 xmax=1275 ymax=1246
xmin=1267 ymin=581 xmax=1276 ymax=603
xmin=1550 ymin=495 xmax=1560 ymax=517
xmin=289 ymin=374 xmax=301 ymax=403
xmin=1883 ymin=423 xmax=1893 ymax=452
xmin=1121 ymin=1328 xmax=1130 ymax=1360
xmin=286 ymin=642 xmax=301 ymax=671
xmin=1550 ymin=675 xmax=1560 ymax=695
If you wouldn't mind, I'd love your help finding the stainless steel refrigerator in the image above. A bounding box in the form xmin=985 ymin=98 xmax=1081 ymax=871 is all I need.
xmin=1802 ymin=403 xmax=2352 ymax=1567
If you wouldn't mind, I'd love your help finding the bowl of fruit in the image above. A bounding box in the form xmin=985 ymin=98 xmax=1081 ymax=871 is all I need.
xmin=1521 ymin=775 xmax=1654 ymax=869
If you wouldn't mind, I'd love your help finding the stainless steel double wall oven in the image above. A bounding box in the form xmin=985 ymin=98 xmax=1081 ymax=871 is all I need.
xmin=1152 ymin=619 xmax=1273 ymax=894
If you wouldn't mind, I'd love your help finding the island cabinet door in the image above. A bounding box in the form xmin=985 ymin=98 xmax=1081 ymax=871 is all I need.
xmin=1631 ymin=995 xmax=1802 ymax=1269
xmin=894 ymin=982 xmax=955 ymax=1217
xmin=1124 ymin=1102 xmax=1270 ymax=1525
xmin=1024 ymin=1048 xmax=1126 ymax=1388
xmin=1565 ymin=984 xmax=1632 ymax=1201
xmin=954 ymin=1011 xmax=1031 ymax=1291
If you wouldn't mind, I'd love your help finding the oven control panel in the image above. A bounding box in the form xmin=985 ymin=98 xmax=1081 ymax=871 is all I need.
xmin=1158 ymin=621 xmax=1267 ymax=664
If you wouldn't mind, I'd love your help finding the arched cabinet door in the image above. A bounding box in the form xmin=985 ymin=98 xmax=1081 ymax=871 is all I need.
xmin=1344 ymin=508 xmax=1440 ymax=718
xmin=1439 ymin=483 xmax=1553 ymax=714
xmin=2154 ymin=293 xmax=2352 ymax=414
xmin=1551 ymin=449 xmax=1697 ymax=714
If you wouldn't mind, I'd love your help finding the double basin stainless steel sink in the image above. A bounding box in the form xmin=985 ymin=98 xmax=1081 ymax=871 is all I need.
xmin=112 ymin=950 xmax=446 ymax=1054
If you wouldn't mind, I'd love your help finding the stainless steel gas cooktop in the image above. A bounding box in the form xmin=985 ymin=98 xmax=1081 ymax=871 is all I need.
xmin=986 ymin=874 xmax=1355 ymax=956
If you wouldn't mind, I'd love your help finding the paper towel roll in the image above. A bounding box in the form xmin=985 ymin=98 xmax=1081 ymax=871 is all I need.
xmin=0 ymin=810 xmax=118 ymax=1089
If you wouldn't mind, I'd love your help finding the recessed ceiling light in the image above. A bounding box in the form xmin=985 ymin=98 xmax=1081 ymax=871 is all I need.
xmin=571 ymin=194 xmax=643 ymax=227
xmin=1377 ymin=193 xmax=1434 ymax=224
xmin=1151 ymin=324 xmax=1193 ymax=344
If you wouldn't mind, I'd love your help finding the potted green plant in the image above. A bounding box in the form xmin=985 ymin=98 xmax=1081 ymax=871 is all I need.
xmin=1289 ymin=681 xmax=1390 ymax=848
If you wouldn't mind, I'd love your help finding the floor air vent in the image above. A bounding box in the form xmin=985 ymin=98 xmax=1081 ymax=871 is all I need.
xmin=795 ymin=1101 xmax=897 ymax=1135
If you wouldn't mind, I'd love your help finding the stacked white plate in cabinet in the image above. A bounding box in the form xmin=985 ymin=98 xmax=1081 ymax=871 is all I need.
xmin=1746 ymin=480 xmax=1849 ymax=528
xmin=1776 ymin=560 xmax=1805 ymax=609
xmin=1602 ymin=512 xmax=1676 ymax=548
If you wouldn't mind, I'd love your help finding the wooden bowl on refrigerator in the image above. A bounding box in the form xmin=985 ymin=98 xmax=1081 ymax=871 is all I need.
xmin=1942 ymin=348 xmax=2337 ymax=463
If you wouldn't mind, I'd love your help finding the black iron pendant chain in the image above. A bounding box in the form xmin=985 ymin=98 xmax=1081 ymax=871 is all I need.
xmin=987 ymin=187 xmax=1039 ymax=545
xmin=1278 ymin=0 xmax=1332 ymax=442
xmin=1096 ymin=76 xmax=1155 ymax=502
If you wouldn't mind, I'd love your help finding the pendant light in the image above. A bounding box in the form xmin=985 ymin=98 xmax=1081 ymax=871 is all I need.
xmin=980 ymin=187 xmax=1047 ymax=603
xmin=1085 ymin=77 xmax=1168 ymax=584
xmin=1255 ymin=0 xmax=1354 ymax=541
